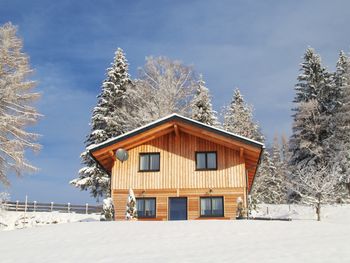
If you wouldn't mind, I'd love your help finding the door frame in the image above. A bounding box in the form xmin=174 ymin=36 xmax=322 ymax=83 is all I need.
xmin=168 ymin=197 xmax=188 ymax=220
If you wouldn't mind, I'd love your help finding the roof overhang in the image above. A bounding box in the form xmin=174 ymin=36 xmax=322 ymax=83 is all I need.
xmin=88 ymin=113 xmax=264 ymax=192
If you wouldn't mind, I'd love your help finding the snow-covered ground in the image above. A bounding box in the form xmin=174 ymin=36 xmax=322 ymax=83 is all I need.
xmin=0 ymin=210 xmax=100 ymax=231
xmin=0 ymin=205 xmax=349 ymax=263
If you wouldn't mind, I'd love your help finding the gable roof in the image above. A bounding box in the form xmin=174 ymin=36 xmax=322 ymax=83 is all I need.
xmin=88 ymin=113 xmax=264 ymax=192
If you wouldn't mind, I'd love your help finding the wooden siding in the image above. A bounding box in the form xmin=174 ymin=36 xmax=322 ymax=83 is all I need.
xmin=113 ymin=188 xmax=245 ymax=220
xmin=112 ymin=132 xmax=246 ymax=190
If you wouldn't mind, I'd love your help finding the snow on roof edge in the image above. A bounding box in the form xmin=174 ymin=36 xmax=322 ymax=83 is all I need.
xmin=87 ymin=113 xmax=264 ymax=152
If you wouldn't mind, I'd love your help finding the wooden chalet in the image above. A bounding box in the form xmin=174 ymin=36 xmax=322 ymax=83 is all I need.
xmin=89 ymin=114 xmax=264 ymax=220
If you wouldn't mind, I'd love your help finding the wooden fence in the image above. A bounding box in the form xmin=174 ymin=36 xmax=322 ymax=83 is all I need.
xmin=1 ymin=201 xmax=102 ymax=214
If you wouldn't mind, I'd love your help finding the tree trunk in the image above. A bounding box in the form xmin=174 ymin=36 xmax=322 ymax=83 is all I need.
xmin=347 ymin=183 xmax=350 ymax=196
xmin=316 ymin=195 xmax=321 ymax=221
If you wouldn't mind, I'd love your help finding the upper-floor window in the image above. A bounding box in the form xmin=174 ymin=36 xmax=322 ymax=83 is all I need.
xmin=139 ymin=153 xmax=160 ymax=172
xmin=196 ymin=152 xmax=217 ymax=170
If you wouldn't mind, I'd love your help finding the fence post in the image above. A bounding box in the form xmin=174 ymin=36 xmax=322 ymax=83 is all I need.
xmin=68 ymin=202 xmax=71 ymax=213
xmin=16 ymin=200 xmax=19 ymax=211
xmin=33 ymin=201 xmax=37 ymax=212
xmin=85 ymin=203 xmax=89 ymax=214
xmin=24 ymin=195 xmax=28 ymax=214
xmin=266 ymin=206 xmax=269 ymax=215
xmin=51 ymin=202 xmax=54 ymax=212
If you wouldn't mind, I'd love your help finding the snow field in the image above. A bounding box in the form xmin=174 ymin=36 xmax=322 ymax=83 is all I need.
xmin=0 ymin=205 xmax=350 ymax=263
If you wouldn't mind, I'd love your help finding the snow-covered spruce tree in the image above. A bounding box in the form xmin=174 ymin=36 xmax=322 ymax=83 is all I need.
xmin=289 ymin=48 xmax=335 ymax=169
xmin=269 ymin=134 xmax=287 ymax=203
xmin=330 ymin=51 xmax=350 ymax=198
xmin=223 ymin=88 xmax=263 ymax=141
xmin=191 ymin=75 xmax=219 ymax=126
xmin=125 ymin=188 xmax=137 ymax=220
xmin=70 ymin=48 xmax=133 ymax=199
xmin=251 ymin=151 xmax=277 ymax=204
xmin=0 ymin=22 xmax=41 ymax=186
xmin=223 ymin=88 xmax=278 ymax=205
xmin=289 ymin=48 xmax=337 ymax=202
xmin=136 ymin=56 xmax=197 ymax=120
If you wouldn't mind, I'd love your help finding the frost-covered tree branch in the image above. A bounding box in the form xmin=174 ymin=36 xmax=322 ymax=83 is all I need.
xmin=136 ymin=56 xmax=197 ymax=119
xmin=288 ymin=160 xmax=339 ymax=221
xmin=0 ymin=22 xmax=41 ymax=186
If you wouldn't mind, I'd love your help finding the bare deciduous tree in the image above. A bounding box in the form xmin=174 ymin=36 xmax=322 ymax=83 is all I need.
xmin=137 ymin=56 xmax=197 ymax=119
xmin=0 ymin=22 xmax=41 ymax=186
xmin=289 ymin=161 xmax=339 ymax=221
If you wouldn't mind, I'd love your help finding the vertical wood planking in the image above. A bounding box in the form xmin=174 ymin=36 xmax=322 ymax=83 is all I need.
xmin=113 ymin=132 xmax=246 ymax=190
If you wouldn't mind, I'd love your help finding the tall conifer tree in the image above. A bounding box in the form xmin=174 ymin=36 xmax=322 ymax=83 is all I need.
xmin=290 ymin=48 xmax=334 ymax=169
xmin=70 ymin=48 xmax=132 ymax=198
xmin=331 ymin=51 xmax=350 ymax=196
xmin=223 ymin=88 xmax=278 ymax=203
xmin=289 ymin=47 xmax=338 ymax=203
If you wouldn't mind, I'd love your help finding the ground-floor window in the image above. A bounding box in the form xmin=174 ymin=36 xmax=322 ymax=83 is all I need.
xmin=200 ymin=197 xmax=224 ymax=217
xmin=136 ymin=198 xmax=156 ymax=218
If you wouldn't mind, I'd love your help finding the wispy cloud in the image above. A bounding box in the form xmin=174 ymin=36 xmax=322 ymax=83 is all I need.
xmin=1 ymin=0 xmax=350 ymax=202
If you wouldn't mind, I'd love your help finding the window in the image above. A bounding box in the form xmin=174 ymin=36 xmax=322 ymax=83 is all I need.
xmin=139 ymin=153 xmax=160 ymax=171
xmin=196 ymin=152 xmax=217 ymax=170
xmin=200 ymin=197 xmax=224 ymax=217
xmin=136 ymin=198 xmax=156 ymax=218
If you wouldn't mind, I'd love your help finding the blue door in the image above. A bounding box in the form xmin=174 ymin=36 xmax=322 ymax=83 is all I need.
xmin=169 ymin=197 xmax=187 ymax=220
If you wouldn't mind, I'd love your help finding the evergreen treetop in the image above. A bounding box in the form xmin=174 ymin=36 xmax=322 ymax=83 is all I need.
xmin=223 ymin=88 xmax=263 ymax=142
xmin=191 ymin=75 xmax=218 ymax=126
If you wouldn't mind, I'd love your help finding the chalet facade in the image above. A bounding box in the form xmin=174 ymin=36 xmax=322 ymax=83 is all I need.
xmin=89 ymin=114 xmax=264 ymax=220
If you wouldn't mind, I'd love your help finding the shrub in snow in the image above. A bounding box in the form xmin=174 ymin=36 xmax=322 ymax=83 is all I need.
xmin=0 ymin=192 xmax=10 ymax=203
xmin=248 ymin=195 xmax=258 ymax=217
xmin=101 ymin=198 xmax=114 ymax=221
xmin=125 ymin=189 xmax=137 ymax=220
xmin=0 ymin=192 xmax=10 ymax=214
xmin=236 ymin=197 xmax=245 ymax=219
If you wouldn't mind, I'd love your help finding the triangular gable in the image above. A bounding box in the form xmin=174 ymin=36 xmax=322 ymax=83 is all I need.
xmin=88 ymin=113 xmax=264 ymax=192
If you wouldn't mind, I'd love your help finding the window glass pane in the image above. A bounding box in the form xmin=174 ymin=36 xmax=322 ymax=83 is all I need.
xmin=137 ymin=198 xmax=156 ymax=217
xmin=145 ymin=199 xmax=156 ymax=217
xmin=140 ymin=155 xmax=149 ymax=171
xmin=200 ymin=198 xmax=211 ymax=216
xmin=212 ymin=197 xmax=223 ymax=216
xmin=207 ymin=153 xmax=217 ymax=169
xmin=196 ymin=153 xmax=206 ymax=169
xmin=150 ymin=154 xmax=160 ymax=170
xmin=136 ymin=199 xmax=145 ymax=217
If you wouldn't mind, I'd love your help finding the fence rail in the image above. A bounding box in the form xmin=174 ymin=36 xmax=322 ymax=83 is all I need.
xmin=1 ymin=201 xmax=102 ymax=214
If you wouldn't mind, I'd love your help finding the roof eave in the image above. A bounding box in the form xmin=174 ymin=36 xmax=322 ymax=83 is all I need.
xmin=89 ymin=114 xmax=264 ymax=154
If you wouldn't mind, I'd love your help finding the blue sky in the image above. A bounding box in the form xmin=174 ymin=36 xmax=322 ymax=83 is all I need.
xmin=1 ymin=0 xmax=350 ymax=204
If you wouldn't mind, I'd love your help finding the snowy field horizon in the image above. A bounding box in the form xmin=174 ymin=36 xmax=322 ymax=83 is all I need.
xmin=1 ymin=204 xmax=349 ymax=263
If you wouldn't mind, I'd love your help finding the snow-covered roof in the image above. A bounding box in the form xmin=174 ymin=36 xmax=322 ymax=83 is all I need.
xmin=88 ymin=113 xmax=264 ymax=153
